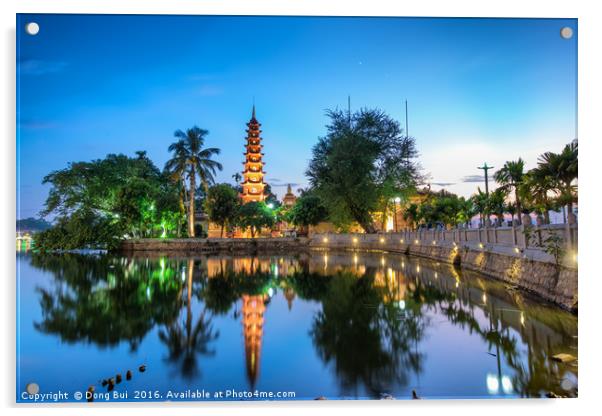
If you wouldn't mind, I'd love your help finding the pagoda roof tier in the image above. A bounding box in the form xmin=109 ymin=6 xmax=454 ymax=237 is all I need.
xmin=245 ymin=144 xmax=264 ymax=149
xmin=243 ymin=152 xmax=265 ymax=156
xmin=241 ymin=180 xmax=266 ymax=185
xmin=242 ymin=169 xmax=265 ymax=174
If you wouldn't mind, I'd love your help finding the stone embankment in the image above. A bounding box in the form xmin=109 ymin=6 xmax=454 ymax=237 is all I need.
xmin=120 ymin=237 xmax=310 ymax=254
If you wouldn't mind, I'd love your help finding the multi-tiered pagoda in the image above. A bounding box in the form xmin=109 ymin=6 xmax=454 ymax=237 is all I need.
xmin=240 ymin=106 xmax=266 ymax=203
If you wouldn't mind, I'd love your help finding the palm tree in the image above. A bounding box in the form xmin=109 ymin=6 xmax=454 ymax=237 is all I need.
xmin=536 ymin=140 xmax=578 ymax=218
xmin=166 ymin=127 xmax=223 ymax=237
xmin=471 ymin=187 xmax=489 ymax=227
xmin=494 ymin=158 xmax=526 ymax=225
xmin=487 ymin=188 xmax=507 ymax=226
xmin=522 ymin=170 xmax=557 ymax=225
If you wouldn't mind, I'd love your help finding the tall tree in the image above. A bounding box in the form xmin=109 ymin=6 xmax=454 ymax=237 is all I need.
xmin=165 ymin=127 xmax=223 ymax=237
xmin=205 ymin=184 xmax=241 ymax=237
xmin=306 ymin=108 xmax=422 ymax=233
xmin=494 ymin=158 xmax=526 ymax=224
xmin=236 ymin=202 xmax=275 ymax=238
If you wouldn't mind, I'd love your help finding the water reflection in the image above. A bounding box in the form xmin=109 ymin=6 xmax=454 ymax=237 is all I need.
xmin=20 ymin=250 xmax=577 ymax=400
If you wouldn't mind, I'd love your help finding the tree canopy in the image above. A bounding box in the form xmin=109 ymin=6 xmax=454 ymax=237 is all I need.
xmin=306 ymin=108 xmax=422 ymax=233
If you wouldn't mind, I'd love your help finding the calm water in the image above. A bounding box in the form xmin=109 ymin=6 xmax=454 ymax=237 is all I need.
xmin=16 ymin=250 xmax=578 ymax=402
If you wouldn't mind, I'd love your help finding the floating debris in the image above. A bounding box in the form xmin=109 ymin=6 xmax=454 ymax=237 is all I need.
xmin=139 ymin=364 xmax=147 ymax=373
xmin=552 ymin=353 xmax=577 ymax=363
xmin=126 ymin=370 xmax=132 ymax=380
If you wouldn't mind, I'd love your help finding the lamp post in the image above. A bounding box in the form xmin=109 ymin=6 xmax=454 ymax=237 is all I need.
xmin=477 ymin=162 xmax=494 ymax=196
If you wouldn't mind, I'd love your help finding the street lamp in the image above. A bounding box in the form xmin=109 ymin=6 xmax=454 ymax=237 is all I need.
xmin=267 ymin=202 xmax=274 ymax=209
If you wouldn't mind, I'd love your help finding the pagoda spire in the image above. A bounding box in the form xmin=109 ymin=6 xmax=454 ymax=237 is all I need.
xmin=240 ymin=105 xmax=266 ymax=203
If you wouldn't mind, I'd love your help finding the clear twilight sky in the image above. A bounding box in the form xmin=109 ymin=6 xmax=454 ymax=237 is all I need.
xmin=16 ymin=14 xmax=577 ymax=220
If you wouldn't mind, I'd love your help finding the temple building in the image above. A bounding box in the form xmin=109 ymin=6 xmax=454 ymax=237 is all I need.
xmin=282 ymin=184 xmax=297 ymax=208
xmin=240 ymin=105 xmax=266 ymax=204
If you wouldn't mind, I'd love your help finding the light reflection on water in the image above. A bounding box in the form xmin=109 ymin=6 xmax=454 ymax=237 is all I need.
xmin=17 ymin=250 xmax=578 ymax=402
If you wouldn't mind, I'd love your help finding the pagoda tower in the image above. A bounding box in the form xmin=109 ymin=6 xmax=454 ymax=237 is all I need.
xmin=241 ymin=294 xmax=266 ymax=388
xmin=240 ymin=105 xmax=266 ymax=203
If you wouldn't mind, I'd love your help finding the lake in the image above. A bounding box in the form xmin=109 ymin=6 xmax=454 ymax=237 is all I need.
xmin=16 ymin=250 xmax=578 ymax=402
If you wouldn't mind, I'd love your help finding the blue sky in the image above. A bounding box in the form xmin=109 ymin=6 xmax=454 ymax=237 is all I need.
xmin=16 ymin=14 xmax=577 ymax=219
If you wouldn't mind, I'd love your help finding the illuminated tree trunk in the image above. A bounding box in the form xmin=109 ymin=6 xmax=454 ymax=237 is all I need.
xmin=188 ymin=167 xmax=196 ymax=237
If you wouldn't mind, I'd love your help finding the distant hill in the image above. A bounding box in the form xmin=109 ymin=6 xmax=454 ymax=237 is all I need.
xmin=16 ymin=217 xmax=52 ymax=233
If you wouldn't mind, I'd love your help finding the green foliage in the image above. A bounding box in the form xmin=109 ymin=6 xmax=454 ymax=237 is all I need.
xmin=205 ymin=184 xmax=241 ymax=237
xmin=38 ymin=152 xmax=184 ymax=250
xmin=307 ymin=108 xmax=422 ymax=233
xmin=412 ymin=191 xmax=472 ymax=228
xmin=236 ymin=201 xmax=275 ymax=237
xmin=494 ymin=158 xmax=526 ymax=221
xmin=286 ymin=193 xmax=328 ymax=228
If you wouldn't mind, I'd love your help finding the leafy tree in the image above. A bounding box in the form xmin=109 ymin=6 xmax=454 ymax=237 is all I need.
xmin=38 ymin=152 xmax=181 ymax=249
xmin=402 ymin=203 xmax=420 ymax=230
xmin=165 ymin=127 xmax=223 ymax=237
xmin=494 ymin=158 xmax=526 ymax=224
xmin=307 ymin=108 xmax=422 ymax=233
xmin=205 ymin=184 xmax=241 ymax=237
xmin=236 ymin=202 xmax=275 ymax=238
xmin=16 ymin=217 xmax=52 ymax=232
xmin=286 ymin=193 xmax=328 ymax=230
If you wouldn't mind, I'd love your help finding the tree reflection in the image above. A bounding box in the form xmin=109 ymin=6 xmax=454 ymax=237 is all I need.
xmin=31 ymin=253 xmax=182 ymax=350
xmin=158 ymin=259 xmax=219 ymax=380
xmin=309 ymin=270 xmax=428 ymax=398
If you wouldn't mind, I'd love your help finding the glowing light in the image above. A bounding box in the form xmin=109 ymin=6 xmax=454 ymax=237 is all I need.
xmin=574 ymin=252 xmax=578 ymax=263
xmin=486 ymin=374 xmax=500 ymax=394
xmin=352 ymin=237 xmax=358 ymax=244
xmin=415 ymin=239 xmax=419 ymax=244
xmin=501 ymin=376 xmax=513 ymax=394
xmin=416 ymin=265 xmax=420 ymax=273
xmin=181 ymin=270 xmax=186 ymax=282
xmin=381 ymin=257 xmax=386 ymax=266
xmin=394 ymin=197 xmax=401 ymax=203
xmin=146 ymin=286 xmax=151 ymax=300
xmin=479 ymin=243 xmax=484 ymax=249
xmin=400 ymin=239 xmax=404 ymax=244
xmin=482 ymin=293 xmax=487 ymax=304
xmin=432 ymin=240 xmax=436 ymax=245
xmin=267 ymin=287 xmax=274 ymax=297
xmin=267 ymin=203 xmax=274 ymax=209
xmin=353 ymin=254 xmax=358 ymax=264
xmin=514 ymin=247 xmax=520 ymax=254
xmin=434 ymin=272 xmax=438 ymax=278
xmin=455 ymin=281 xmax=459 ymax=288
xmin=401 ymin=261 xmax=405 ymax=268
xmin=398 ymin=300 xmax=406 ymax=309
xmin=380 ymin=237 xmax=385 ymax=244
xmin=520 ymin=312 xmax=525 ymax=326
xmin=323 ymin=237 xmax=329 ymax=243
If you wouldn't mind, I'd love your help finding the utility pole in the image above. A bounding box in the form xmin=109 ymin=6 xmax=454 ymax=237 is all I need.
xmin=405 ymin=99 xmax=409 ymax=138
xmin=477 ymin=162 xmax=494 ymax=196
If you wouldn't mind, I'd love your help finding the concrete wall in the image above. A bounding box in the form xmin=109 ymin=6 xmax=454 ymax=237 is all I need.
xmin=310 ymin=232 xmax=577 ymax=312
xmin=120 ymin=237 xmax=310 ymax=254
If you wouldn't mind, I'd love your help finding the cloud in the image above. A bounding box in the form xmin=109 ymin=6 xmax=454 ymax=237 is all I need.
xmin=197 ymin=85 xmax=223 ymax=96
xmin=267 ymin=178 xmax=300 ymax=187
xmin=461 ymin=175 xmax=485 ymax=183
xmin=431 ymin=182 xmax=456 ymax=187
xmin=18 ymin=59 xmax=68 ymax=75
